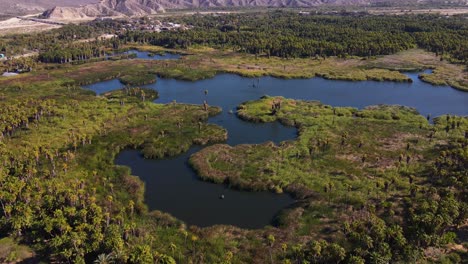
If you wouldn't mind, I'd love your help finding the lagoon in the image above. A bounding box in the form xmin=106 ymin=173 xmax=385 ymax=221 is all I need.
xmin=86 ymin=71 xmax=468 ymax=228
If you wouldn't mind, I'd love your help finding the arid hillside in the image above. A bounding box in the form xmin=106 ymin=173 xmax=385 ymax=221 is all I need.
xmin=41 ymin=0 xmax=467 ymax=20
xmin=0 ymin=0 xmax=97 ymax=16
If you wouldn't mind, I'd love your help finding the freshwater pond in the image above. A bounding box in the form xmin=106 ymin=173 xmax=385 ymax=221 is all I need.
xmin=85 ymin=71 xmax=468 ymax=228
xmin=123 ymin=49 xmax=181 ymax=60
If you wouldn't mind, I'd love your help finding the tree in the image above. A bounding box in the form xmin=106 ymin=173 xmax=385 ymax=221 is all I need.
xmin=94 ymin=253 xmax=115 ymax=264
xmin=267 ymin=234 xmax=275 ymax=263
xmin=129 ymin=245 xmax=153 ymax=264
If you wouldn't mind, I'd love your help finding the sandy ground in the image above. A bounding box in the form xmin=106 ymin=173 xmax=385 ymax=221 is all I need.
xmin=75 ymin=34 xmax=118 ymax=43
xmin=11 ymin=51 xmax=39 ymax=59
xmin=0 ymin=17 xmax=60 ymax=36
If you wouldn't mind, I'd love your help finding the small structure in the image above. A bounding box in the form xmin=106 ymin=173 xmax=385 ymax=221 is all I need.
xmin=2 ymin=72 xmax=19 ymax=77
xmin=0 ymin=54 xmax=5 ymax=60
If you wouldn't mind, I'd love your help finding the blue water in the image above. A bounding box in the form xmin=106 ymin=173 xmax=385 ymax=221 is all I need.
xmin=86 ymin=71 xmax=468 ymax=228
xmin=123 ymin=50 xmax=181 ymax=60
xmin=146 ymin=71 xmax=467 ymax=119
xmin=116 ymin=148 xmax=294 ymax=228
xmin=84 ymin=79 xmax=124 ymax=95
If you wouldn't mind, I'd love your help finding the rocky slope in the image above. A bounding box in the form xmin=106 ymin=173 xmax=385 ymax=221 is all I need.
xmin=42 ymin=0 xmax=466 ymax=20
xmin=0 ymin=0 xmax=97 ymax=15
xmin=42 ymin=0 xmax=166 ymax=20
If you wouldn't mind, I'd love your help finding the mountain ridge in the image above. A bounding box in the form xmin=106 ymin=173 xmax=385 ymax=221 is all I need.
xmin=0 ymin=0 xmax=97 ymax=15
xmin=42 ymin=0 xmax=468 ymax=20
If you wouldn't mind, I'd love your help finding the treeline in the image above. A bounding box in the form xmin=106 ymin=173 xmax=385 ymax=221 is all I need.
xmin=2 ymin=13 xmax=467 ymax=65
xmin=38 ymin=42 xmax=109 ymax=64
xmin=0 ymin=24 xmax=104 ymax=55
xmin=0 ymin=19 xmax=131 ymax=65
xmin=0 ymin=24 xmax=116 ymax=65
xmin=122 ymin=12 xmax=467 ymax=62
xmin=34 ymin=19 xmax=147 ymax=63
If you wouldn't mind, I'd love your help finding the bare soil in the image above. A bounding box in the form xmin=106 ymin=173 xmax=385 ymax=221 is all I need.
xmin=0 ymin=17 xmax=60 ymax=36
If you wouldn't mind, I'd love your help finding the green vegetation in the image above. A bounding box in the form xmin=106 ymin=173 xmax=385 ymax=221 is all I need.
xmin=119 ymin=73 xmax=157 ymax=86
xmin=0 ymin=59 xmax=466 ymax=264
xmin=25 ymin=44 xmax=462 ymax=90
xmin=0 ymin=70 xmax=231 ymax=263
xmin=191 ymin=96 xmax=468 ymax=262
xmin=0 ymin=11 xmax=466 ymax=263
xmin=124 ymin=12 xmax=468 ymax=63
xmin=102 ymin=87 xmax=158 ymax=102
xmin=13 ymin=12 xmax=454 ymax=81
xmin=1 ymin=12 xmax=466 ymax=90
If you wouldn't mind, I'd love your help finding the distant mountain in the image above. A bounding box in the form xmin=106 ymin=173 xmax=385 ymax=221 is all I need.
xmin=43 ymin=0 xmax=166 ymax=20
xmin=0 ymin=0 xmax=97 ymax=15
xmin=41 ymin=0 xmax=467 ymax=20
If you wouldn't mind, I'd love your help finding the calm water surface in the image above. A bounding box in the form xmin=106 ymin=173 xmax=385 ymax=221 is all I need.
xmin=84 ymin=79 xmax=124 ymax=95
xmin=87 ymin=71 xmax=468 ymax=228
xmin=123 ymin=50 xmax=181 ymax=60
xmin=115 ymin=148 xmax=294 ymax=228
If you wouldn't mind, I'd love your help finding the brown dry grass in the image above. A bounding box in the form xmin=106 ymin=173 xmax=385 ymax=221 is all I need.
xmin=368 ymin=49 xmax=467 ymax=91
xmin=174 ymin=47 xmax=466 ymax=90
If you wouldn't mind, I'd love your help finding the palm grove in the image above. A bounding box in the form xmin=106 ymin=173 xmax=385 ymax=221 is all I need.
xmin=0 ymin=10 xmax=467 ymax=264
xmin=1 ymin=12 xmax=467 ymax=66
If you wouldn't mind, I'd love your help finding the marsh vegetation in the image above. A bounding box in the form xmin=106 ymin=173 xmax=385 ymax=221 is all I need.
xmin=0 ymin=10 xmax=467 ymax=264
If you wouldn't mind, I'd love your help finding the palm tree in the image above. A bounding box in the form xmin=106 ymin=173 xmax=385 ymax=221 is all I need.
xmin=169 ymin=242 xmax=177 ymax=255
xmin=267 ymin=234 xmax=275 ymax=264
xmin=157 ymin=254 xmax=176 ymax=264
xmin=308 ymin=241 xmax=322 ymax=263
xmin=94 ymin=253 xmax=115 ymax=264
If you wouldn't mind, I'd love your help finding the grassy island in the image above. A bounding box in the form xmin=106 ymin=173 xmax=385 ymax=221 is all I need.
xmin=191 ymin=97 xmax=467 ymax=262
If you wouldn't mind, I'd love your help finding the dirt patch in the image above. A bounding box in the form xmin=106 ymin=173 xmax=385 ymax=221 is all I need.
xmin=0 ymin=17 xmax=60 ymax=36
xmin=129 ymin=126 xmax=149 ymax=136
xmin=75 ymin=34 xmax=118 ymax=43
xmin=335 ymin=153 xmax=361 ymax=163
xmin=377 ymin=133 xmax=414 ymax=152
xmin=0 ymin=73 xmax=51 ymax=86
